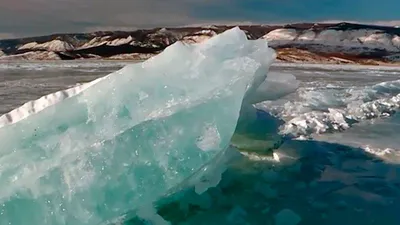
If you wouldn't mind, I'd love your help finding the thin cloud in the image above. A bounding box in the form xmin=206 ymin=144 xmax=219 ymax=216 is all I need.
xmin=0 ymin=0 xmax=398 ymax=38
xmin=0 ymin=0 xmax=201 ymax=37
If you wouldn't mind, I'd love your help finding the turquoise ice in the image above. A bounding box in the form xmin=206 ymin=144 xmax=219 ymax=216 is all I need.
xmin=0 ymin=28 xmax=278 ymax=225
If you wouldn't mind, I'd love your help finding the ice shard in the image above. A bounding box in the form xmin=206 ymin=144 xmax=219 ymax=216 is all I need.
xmin=0 ymin=27 xmax=276 ymax=225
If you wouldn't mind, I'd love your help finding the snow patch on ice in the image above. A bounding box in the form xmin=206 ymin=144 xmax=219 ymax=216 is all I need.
xmin=281 ymin=92 xmax=400 ymax=137
xmin=258 ymin=78 xmax=400 ymax=138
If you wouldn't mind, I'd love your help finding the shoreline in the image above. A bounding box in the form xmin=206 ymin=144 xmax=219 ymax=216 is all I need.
xmin=1 ymin=59 xmax=400 ymax=70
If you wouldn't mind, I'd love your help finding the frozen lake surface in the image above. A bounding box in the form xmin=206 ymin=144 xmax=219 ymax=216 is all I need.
xmin=1 ymin=61 xmax=400 ymax=225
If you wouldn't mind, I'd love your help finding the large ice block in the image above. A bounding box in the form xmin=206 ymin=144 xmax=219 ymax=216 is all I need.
xmin=0 ymin=27 xmax=276 ymax=225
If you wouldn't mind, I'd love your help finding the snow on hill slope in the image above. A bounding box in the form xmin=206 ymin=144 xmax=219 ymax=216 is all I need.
xmin=18 ymin=40 xmax=75 ymax=52
xmin=263 ymin=28 xmax=400 ymax=54
xmin=0 ymin=22 xmax=399 ymax=65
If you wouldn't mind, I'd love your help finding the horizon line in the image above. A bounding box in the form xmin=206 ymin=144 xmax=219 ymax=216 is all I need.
xmin=1 ymin=20 xmax=399 ymax=41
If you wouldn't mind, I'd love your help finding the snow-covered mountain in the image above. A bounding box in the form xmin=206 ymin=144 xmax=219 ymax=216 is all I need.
xmin=0 ymin=22 xmax=400 ymax=65
xmin=264 ymin=28 xmax=400 ymax=53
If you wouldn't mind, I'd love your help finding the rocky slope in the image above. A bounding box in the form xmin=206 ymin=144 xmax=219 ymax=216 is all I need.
xmin=1 ymin=23 xmax=400 ymax=65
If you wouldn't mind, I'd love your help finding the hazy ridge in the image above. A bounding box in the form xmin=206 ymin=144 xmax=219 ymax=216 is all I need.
xmin=1 ymin=22 xmax=400 ymax=65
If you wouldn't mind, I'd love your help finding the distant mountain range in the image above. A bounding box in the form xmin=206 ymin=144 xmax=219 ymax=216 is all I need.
xmin=1 ymin=22 xmax=400 ymax=65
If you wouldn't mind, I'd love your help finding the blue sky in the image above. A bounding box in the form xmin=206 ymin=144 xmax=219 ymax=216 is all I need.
xmin=0 ymin=0 xmax=399 ymax=38
xmin=193 ymin=0 xmax=400 ymax=22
